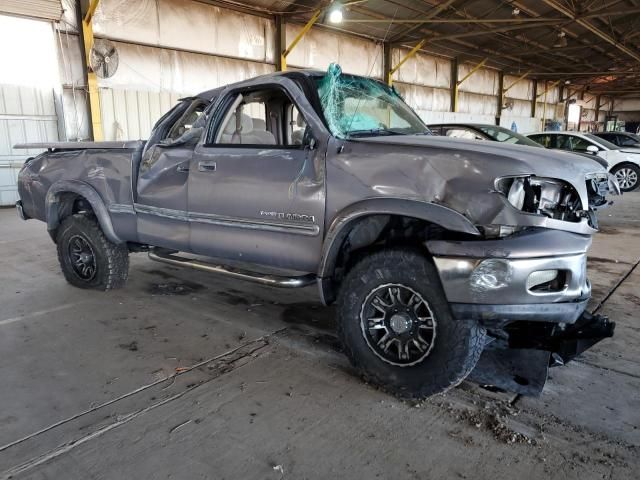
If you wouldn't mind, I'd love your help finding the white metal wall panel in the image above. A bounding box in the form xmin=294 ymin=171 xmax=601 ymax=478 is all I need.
xmin=61 ymin=88 xmax=89 ymax=140
xmin=93 ymin=0 xmax=159 ymax=45
xmin=441 ymin=112 xmax=495 ymax=124
xmin=391 ymin=49 xmax=450 ymax=88
xmin=58 ymin=0 xmax=77 ymax=32
xmin=395 ymin=83 xmax=450 ymax=114
xmin=0 ymin=0 xmax=62 ymax=20
xmin=536 ymin=80 xmax=559 ymax=104
xmin=535 ymin=102 xmax=563 ymax=120
xmin=0 ymin=84 xmax=58 ymax=205
xmin=503 ymin=76 xmax=533 ymax=101
xmin=457 ymin=92 xmax=498 ymax=116
xmin=582 ymin=108 xmax=596 ymax=123
xmin=458 ymin=65 xmax=498 ymax=95
xmin=612 ymin=112 xmax=640 ymax=121
xmin=93 ymin=0 xmax=274 ymax=63
xmin=158 ymin=0 xmax=274 ymax=63
xmin=499 ymin=115 xmax=540 ymax=133
xmin=285 ymin=24 xmax=383 ymax=78
xmin=97 ymin=41 xmax=274 ymax=93
xmin=503 ymin=98 xmax=531 ymax=117
xmin=536 ymin=102 xmax=564 ymax=120
xmin=613 ymin=98 xmax=640 ymax=111
xmin=99 ymin=88 xmax=182 ymax=141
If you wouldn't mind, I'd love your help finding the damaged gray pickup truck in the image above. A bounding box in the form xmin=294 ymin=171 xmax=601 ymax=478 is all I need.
xmin=16 ymin=65 xmax=618 ymax=398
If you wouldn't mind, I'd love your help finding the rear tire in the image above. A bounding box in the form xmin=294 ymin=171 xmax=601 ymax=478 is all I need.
xmin=337 ymin=249 xmax=485 ymax=398
xmin=56 ymin=214 xmax=129 ymax=290
xmin=612 ymin=163 xmax=640 ymax=192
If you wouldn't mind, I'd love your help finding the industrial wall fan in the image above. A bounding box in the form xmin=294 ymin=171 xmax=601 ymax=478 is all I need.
xmin=90 ymin=39 xmax=119 ymax=79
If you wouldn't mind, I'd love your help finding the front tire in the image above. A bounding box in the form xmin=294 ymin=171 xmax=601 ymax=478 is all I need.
xmin=56 ymin=214 xmax=129 ymax=290
xmin=612 ymin=163 xmax=640 ymax=192
xmin=337 ymin=249 xmax=486 ymax=398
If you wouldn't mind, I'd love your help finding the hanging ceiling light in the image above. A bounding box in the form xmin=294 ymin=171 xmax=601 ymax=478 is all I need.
xmin=512 ymin=7 xmax=520 ymax=16
xmin=328 ymin=5 xmax=344 ymax=24
xmin=554 ymin=31 xmax=568 ymax=48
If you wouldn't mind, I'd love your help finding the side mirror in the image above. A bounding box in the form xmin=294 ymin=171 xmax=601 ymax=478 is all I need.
xmin=586 ymin=145 xmax=599 ymax=154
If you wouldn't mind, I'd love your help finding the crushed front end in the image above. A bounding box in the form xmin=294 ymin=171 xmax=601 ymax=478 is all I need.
xmin=427 ymin=172 xmax=618 ymax=395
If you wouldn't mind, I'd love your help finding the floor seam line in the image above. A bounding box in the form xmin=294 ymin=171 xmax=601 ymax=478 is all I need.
xmin=573 ymin=358 xmax=640 ymax=379
xmin=1 ymin=341 xmax=275 ymax=479
xmin=0 ymin=327 xmax=287 ymax=454
xmin=592 ymin=255 xmax=640 ymax=314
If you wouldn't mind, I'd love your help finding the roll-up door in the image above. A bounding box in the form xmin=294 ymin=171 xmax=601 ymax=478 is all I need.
xmin=0 ymin=0 xmax=62 ymax=21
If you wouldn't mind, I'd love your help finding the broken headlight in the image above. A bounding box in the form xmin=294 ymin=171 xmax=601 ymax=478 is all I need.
xmin=495 ymin=175 xmax=584 ymax=222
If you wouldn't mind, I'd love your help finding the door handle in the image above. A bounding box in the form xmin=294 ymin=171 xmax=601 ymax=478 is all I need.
xmin=198 ymin=161 xmax=217 ymax=172
xmin=176 ymin=164 xmax=189 ymax=173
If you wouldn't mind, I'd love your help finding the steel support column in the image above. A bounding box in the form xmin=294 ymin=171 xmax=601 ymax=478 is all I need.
xmin=81 ymin=0 xmax=103 ymax=141
xmin=496 ymin=71 xmax=504 ymax=125
xmin=531 ymin=80 xmax=538 ymax=118
xmin=453 ymin=58 xmax=487 ymax=113
xmin=275 ymin=15 xmax=286 ymax=71
xmin=450 ymin=58 xmax=458 ymax=112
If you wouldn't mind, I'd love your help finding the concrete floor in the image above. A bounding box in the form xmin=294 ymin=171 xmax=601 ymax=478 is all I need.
xmin=0 ymin=194 xmax=639 ymax=480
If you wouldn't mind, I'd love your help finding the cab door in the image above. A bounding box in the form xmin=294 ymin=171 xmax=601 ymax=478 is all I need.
xmin=135 ymin=99 xmax=207 ymax=250
xmin=187 ymin=81 xmax=328 ymax=273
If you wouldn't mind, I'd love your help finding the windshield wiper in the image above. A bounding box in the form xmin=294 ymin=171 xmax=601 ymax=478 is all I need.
xmin=347 ymin=128 xmax=407 ymax=138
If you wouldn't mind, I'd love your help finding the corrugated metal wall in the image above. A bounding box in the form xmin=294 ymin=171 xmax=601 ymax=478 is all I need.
xmin=0 ymin=14 xmax=60 ymax=205
xmin=0 ymin=85 xmax=58 ymax=205
xmin=51 ymin=0 xmax=570 ymax=142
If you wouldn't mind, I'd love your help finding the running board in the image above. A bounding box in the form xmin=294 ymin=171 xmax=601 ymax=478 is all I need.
xmin=148 ymin=250 xmax=316 ymax=288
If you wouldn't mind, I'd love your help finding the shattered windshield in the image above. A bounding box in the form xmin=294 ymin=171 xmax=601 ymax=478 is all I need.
xmin=476 ymin=125 xmax=542 ymax=147
xmin=315 ymin=65 xmax=429 ymax=139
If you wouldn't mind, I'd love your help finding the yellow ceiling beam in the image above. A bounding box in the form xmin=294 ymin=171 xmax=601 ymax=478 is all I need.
xmin=280 ymin=10 xmax=322 ymax=72
xmin=387 ymin=39 xmax=427 ymax=86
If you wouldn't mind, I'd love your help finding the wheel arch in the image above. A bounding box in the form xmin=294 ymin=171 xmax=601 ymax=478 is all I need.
xmin=46 ymin=180 xmax=123 ymax=244
xmin=317 ymin=198 xmax=480 ymax=305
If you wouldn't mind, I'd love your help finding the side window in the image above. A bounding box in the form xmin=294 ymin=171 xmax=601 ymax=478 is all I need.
xmin=555 ymin=135 xmax=573 ymax=151
xmin=213 ymin=88 xmax=306 ymax=147
xmin=216 ymin=98 xmax=275 ymax=145
xmin=166 ymin=101 xmax=207 ymax=142
xmin=443 ymin=127 xmax=483 ymax=140
xmin=619 ymin=135 xmax=636 ymax=146
xmin=570 ymin=137 xmax=597 ymax=153
xmin=529 ymin=134 xmax=553 ymax=148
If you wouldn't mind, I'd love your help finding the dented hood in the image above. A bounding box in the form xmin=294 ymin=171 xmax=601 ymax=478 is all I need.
xmin=357 ymin=135 xmax=606 ymax=182
xmin=339 ymin=135 xmax=610 ymax=235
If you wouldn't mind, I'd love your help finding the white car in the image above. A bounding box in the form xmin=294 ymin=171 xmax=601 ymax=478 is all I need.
xmin=526 ymin=131 xmax=640 ymax=192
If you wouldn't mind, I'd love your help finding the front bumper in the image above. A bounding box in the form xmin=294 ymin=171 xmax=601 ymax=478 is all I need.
xmin=427 ymin=229 xmax=592 ymax=324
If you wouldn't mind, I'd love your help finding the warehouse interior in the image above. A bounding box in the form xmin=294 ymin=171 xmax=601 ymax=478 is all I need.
xmin=1 ymin=1 xmax=639 ymax=478
xmin=2 ymin=0 xmax=640 ymax=204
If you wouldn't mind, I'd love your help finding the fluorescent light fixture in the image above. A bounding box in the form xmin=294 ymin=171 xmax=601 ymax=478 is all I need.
xmin=329 ymin=7 xmax=344 ymax=23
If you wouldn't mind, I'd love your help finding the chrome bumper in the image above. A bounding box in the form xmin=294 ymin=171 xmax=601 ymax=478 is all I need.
xmin=426 ymin=229 xmax=592 ymax=324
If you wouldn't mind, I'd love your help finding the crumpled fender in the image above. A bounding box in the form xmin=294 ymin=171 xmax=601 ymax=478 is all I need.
xmin=46 ymin=180 xmax=123 ymax=244
xmin=318 ymin=197 xmax=479 ymax=272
